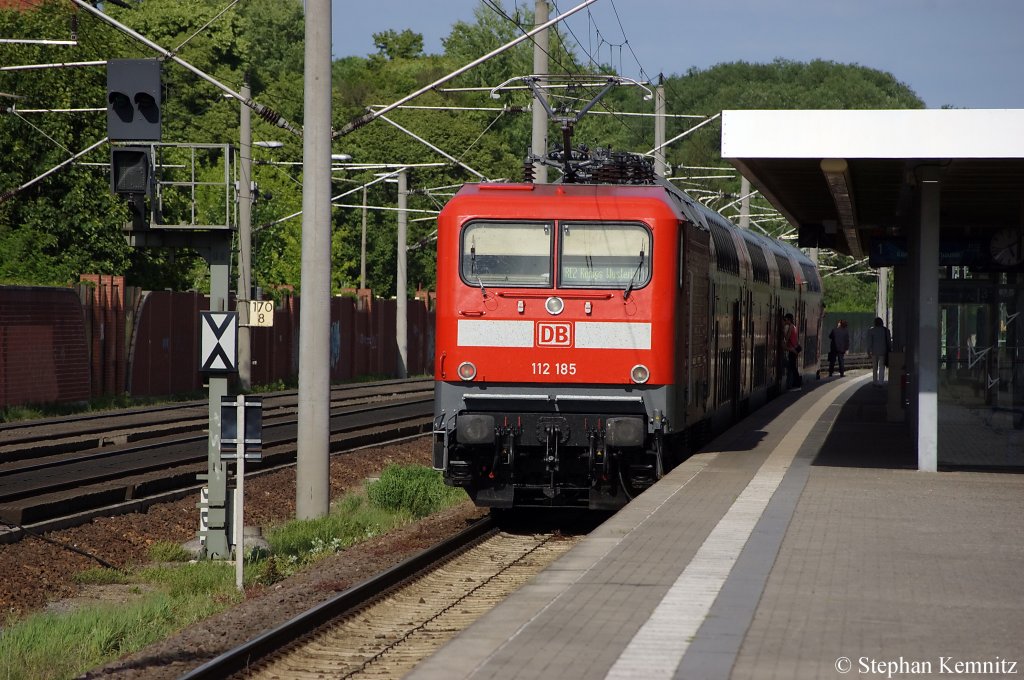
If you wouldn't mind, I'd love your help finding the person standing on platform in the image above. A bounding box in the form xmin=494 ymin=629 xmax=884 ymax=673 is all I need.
xmin=828 ymin=319 xmax=851 ymax=377
xmin=867 ymin=316 xmax=892 ymax=386
xmin=783 ymin=312 xmax=802 ymax=390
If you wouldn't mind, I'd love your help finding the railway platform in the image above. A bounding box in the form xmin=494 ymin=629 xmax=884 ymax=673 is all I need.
xmin=407 ymin=370 xmax=1024 ymax=680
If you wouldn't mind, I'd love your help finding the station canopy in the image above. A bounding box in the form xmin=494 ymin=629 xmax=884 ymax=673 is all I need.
xmin=721 ymin=109 xmax=1024 ymax=264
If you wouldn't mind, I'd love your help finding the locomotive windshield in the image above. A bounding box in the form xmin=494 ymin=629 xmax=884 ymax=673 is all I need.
xmin=461 ymin=221 xmax=553 ymax=286
xmin=559 ymin=222 xmax=652 ymax=289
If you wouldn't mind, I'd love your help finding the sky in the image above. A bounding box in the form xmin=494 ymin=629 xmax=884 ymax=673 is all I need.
xmin=332 ymin=0 xmax=1024 ymax=110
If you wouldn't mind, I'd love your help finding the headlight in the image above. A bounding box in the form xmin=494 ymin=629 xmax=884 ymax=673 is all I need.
xmin=457 ymin=361 xmax=477 ymax=381
xmin=544 ymin=296 xmax=564 ymax=315
xmin=630 ymin=364 xmax=650 ymax=384
xmin=606 ymin=417 xmax=645 ymax=447
xmin=457 ymin=414 xmax=495 ymax=444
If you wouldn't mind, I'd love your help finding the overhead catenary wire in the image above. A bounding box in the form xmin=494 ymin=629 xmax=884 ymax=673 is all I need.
xmin=0 ymin=59 xmax=106 ymax=72
xmin=0 ymin=136 xmax=107 ymax=203
xmin=376 ymin=114 xmax=488 ymax=181
xmin=257 ymin=166 xmax=421 ymax=231
xmin=173 ymin=0 xmax=241 ymax=53
xmin=647 ymin=113 xmax=721 ymax=157
xmin=5 ymin=106 xmax=104 ymax=113
xmin=334 ymin=0 xmax=600 ymax=138
xmin=487 ymin=0 xmax=647 ymax=141
xmin=0 ymin=38 xmax=76 ymax=45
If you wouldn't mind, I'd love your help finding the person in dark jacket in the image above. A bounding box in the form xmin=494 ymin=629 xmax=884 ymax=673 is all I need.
xmin=866 ymin=317 xmax=892 ymax=386
xmin=828 ymin=319 xmax=851 ymax=377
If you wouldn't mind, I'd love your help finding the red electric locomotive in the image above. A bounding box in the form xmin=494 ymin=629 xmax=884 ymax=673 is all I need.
xmin=432 ymin=159 xmax=822 ymax=509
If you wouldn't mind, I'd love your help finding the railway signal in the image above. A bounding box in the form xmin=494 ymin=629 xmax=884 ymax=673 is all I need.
xmin=109 ymin=146 xmax=153 ymax=230
xmin=106 ymin=58 xmax=161 ymax=141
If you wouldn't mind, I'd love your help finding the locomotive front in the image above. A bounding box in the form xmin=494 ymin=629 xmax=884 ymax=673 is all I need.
xmin=432 ymin=183 xmax=682 ymax=509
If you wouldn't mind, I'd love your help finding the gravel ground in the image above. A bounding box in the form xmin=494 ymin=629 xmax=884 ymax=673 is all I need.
xmin=0 ymin=436 xmax=488 ymax=679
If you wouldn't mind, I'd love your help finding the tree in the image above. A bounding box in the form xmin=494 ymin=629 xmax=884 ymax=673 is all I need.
xmin=373 ymin=29 xmax=424 ymax=61
xmin=0 ymin=1 xmax=130 ymax=284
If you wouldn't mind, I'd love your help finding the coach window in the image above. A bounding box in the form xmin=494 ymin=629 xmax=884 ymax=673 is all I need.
xmin=559 ymin=222 xmax=652 ymax=289
xmin=461 ymin=221 xmax=553 ymax=287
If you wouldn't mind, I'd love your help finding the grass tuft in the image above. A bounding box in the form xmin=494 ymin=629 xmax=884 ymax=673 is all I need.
xmin=73 ymin=568 xmax=129 ymax=586
xmin=148 ymin=541 xmax=193 ymax=563
xmin=367 ymin=464 xmax=467 ymax=519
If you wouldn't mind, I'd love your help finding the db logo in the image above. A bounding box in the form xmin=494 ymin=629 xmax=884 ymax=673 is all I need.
xmin=537 ymin=322 xmax=573 ymax=347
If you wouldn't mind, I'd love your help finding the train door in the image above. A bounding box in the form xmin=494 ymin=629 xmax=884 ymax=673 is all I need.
xmin=798 ymin=298 xmax=808 ymax=372
xmin=747 ymin=290 xmax=757 ymax=395
xmin=770 ymin=294 xmax=783 ymax=393
xmin=731 ymin=299 xmax=742 ymax=418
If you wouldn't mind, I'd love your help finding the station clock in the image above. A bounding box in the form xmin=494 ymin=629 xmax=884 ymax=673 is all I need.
xmin=989 ymin=227 xmax=1024 ymax=267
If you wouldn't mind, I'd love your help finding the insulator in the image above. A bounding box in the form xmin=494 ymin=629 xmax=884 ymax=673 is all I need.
xmin=255 ymin=104 xmax=283 ymax=126
xmin=523 ymin=160 xmax=535 ymax=183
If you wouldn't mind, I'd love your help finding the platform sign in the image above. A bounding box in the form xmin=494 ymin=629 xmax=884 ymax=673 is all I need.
xmin=219 ymin=395 xmax=262 ymax=461
xmin=200 ymin=311 xmax=238 ymax=373
xmin=246 ymin=299 xmax=275 ymax=327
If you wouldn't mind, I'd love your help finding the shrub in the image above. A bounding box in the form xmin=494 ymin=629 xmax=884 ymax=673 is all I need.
xmin=367 ymin=464 xmax=466 ymax=519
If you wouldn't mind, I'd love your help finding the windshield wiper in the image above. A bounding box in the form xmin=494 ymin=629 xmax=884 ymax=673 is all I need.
xmin=623 ymin=249 xmax=645 ymax=301
xmin=470 ymin=245 xmax=487 ymax=299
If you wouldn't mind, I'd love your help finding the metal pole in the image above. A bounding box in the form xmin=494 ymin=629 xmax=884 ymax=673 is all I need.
xmin=360 ymin=185 xmax=368 ymax=290
xmin=739 ymin=176 xmax=751 ymax=230
xmin=237 ymin=81 xmax=252 ymax=391
xmin=396 ymin=169 xmax=409 ymax=378
xmin=205 ymin=239 xmax=231 ymax=558
xmin=654 ymin=75 xmax=666 ymax=178
xmin=531 ymin=0 xmax=549 ymax=183
xmin=296 ymin=0 xmax=332 ymax=520
xmin=233 ymin=396 xmax=245 ymax=590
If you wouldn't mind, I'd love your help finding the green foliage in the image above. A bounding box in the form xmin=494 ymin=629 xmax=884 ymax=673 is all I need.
xmin=367 ymin=464 xmax=467 ymax=519
xmin=824 ymin=270 xmax=879 ymax=312
xmin=373 ymin=29 xmax=425 ymax=61
xmin=658 ymin=59 xmax=924 ymax=217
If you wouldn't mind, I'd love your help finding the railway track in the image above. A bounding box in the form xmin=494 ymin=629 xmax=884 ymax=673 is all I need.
xmin=0 ymin=379 xmax=434 ymax=538
xmin=181 ymin=516 xmax=586 ymax=680
xmin=0 ymin=378 xmax=431 ymax=462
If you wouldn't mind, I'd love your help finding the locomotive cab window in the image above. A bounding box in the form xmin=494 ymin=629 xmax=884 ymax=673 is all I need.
xmin=559 ymin=222 xmax=652 ymax=289
xmin=461 ymin=221 xmax=553 ymax=287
